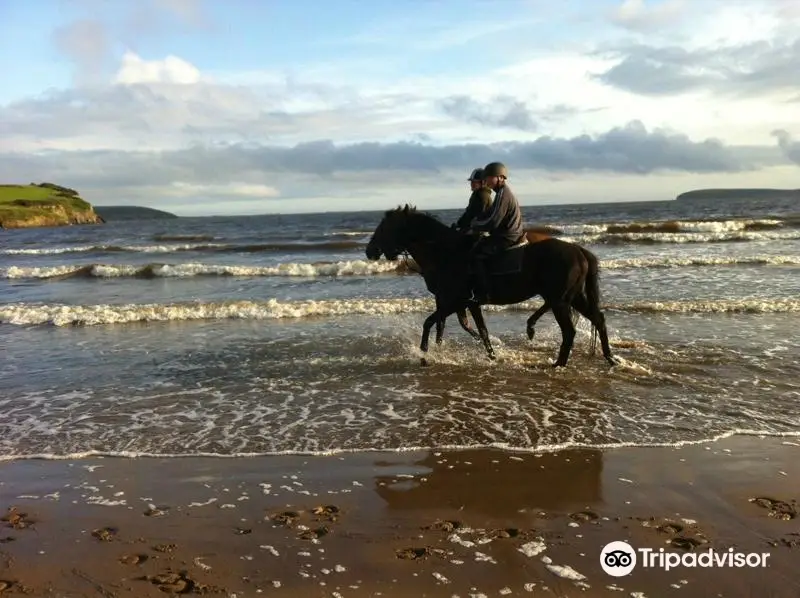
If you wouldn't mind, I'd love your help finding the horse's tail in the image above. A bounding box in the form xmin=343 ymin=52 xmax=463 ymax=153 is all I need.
xmin=579 ymin=246 xmax=601 ymax=356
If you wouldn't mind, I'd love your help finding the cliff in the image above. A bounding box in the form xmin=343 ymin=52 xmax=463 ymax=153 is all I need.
xmin=0 ymin=183 xmax=104 ymax=229
xmin=676 ymin=188 xmax=800 ymax=201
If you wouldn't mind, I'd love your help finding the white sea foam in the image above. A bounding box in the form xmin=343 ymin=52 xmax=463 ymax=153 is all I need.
xmin=556 ymin=218 xmax=788 ymax=236
xmin=1 ymin=245 xmax=99 ymax=255
xmin=519 ymin=539 xmax=547 ymax=557
xmin=599 ymin=255 xmax=800 ymax=270
xmin=1 ymin=259 xmax=404 ymax=280
xmin=3 ymin=253 xmax=799 ymax=280
xmin=572 ymin=229 xmax=800 ymax=245
xmin=544 ymin=563 xmax=586 ymax=581
xmin=2 ymin=296 xmax=798 ymax=327
xmin=1 ymin=243 xmax=228 ymax=255
xmin=678 ymin=219 xmax=783 ymax=233
xmin=3 ymin=430 xmax=798 ymax=462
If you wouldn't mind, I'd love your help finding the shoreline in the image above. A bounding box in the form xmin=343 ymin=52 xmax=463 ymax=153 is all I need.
xmin=1 ymin=435 xmax=798 ymax=597
xmin=3 ymin=430 xmax=799 ymax=462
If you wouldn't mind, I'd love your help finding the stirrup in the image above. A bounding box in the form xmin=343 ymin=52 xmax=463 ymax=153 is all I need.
xmin=469 ymin=288 xmax=487 ymax=303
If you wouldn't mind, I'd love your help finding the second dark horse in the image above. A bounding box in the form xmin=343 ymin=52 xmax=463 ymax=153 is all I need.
xmin=365 ymin=205 xmax=618 ymax=367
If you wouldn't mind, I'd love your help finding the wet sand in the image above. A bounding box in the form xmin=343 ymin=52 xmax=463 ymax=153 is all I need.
xmin=0 ymin=436 xmax=798 ymax=597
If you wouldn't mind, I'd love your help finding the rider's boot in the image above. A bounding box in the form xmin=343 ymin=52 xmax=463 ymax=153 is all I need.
xmin=470 ymin=258 xmax=489 ymax=303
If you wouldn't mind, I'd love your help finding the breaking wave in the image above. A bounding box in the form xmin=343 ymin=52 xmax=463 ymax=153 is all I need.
xmin=557 ymin=217 xmax=794 ymax=236
xmin=3 ymin=254 xmax=798 ymax=281
xmin=1 ymin=259 xmax=411 ymax=280
xmin=598 ymin=254 xmax=800 ymax=269
xmin=0 ymin=240 xmax=364 ymax=256
xmin=3 ymin=297 xmax=799 ymax=327
xmin=4 ymin=217 xmax=799 ymax=258
xmin=151 ymin=234 xmax=217 ymax=242
xmin=571 ymin=229 xmax=800 ymax=245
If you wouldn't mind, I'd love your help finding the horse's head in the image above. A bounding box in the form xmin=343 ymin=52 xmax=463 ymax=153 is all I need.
xmin=365 ymin=227 xmax=385 ymax=260
xmin=365 ymin=204 xmax=421 ymax=261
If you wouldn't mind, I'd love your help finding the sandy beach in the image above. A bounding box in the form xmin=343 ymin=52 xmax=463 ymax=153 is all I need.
xmin=1 ymin=435 xmax=798 ymax=598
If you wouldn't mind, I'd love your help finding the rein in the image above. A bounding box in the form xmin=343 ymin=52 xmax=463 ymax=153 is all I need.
xmin=400 ymin=250 xmax=421 ymax=274
xmin=401 ymin=236 xmax=449 ymax=275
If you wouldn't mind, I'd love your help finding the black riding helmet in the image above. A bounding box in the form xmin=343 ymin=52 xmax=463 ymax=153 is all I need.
xmin=483 ymin=162 xmax=508 ymax=178
xmin=467 ymin=167 xmax=484 ymax=181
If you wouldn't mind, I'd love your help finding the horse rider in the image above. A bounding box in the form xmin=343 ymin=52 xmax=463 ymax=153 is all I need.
xmin=464 ymin=161 xmax=525 ymax=303
xmin=453 ymin=167 xmax=490 ymax=231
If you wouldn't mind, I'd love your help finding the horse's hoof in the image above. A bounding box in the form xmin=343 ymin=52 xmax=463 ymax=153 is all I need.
xmin=488 ymin=353 xmax=497 ymax=361
xmin=420 ymin=358 xmax=429 ymax=367
xmin=526 ymin=329 xmax=534 ymax=341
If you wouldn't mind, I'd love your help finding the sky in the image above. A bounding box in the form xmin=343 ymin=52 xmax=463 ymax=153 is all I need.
xmin=0 ymin=0 xmax=798 ymax=216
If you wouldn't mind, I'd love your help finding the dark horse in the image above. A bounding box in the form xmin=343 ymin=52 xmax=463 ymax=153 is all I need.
xmin=365 ymin=205 xmax=617 ymax=367
xmin=387 ymin=228 xmax=557 ymax=346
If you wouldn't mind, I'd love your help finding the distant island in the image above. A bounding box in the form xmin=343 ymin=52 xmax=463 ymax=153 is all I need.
xmin=0 ymin=183 xmax=179 ymax=229
xmin=94 ymin=205 xmax=178 ymax=221
xmin=0 ymin=183 xmax=103 ymax=229
xmin=677 ymin=188 xmax=800 ymax=201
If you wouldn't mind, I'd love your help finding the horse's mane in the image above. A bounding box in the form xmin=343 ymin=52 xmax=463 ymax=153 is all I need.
xmin=384 ymin=204 xmax=449 ymax=231
xmin=379 ymin=203 xmax=466 ymax=263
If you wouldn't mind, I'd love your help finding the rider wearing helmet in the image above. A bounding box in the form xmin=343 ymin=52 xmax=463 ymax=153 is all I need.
xmin=465 ymin=161 xmax=524 ymax=303
xmin=453 ymin=168 xmax=490 ymax=231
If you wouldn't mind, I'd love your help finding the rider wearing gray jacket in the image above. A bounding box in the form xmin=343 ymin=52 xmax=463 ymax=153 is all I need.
xmin=466 ymin=161 xmax=525 ymax=302
xmin=470 ymin=172 xmax=524 ymax=244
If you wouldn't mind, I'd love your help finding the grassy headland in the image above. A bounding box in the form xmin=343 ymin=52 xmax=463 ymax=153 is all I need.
xmin=94 ymin=205 xmax=178 ymax=221
xmin=677 ymin=188 xmax=800 ymax=201
xmin=0 ymin=183 xmax=103 ymax=229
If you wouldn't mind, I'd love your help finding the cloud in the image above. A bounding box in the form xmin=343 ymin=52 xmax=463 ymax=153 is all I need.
xmin=593 ymin=37 xmax=800 ymax=99
xmin=772 ymin=129 xmax=800 ymax=165
xmin=1 ymin=43 xmax=789 ymax=214
xmin=4 ymin=2 xmax=796 ymax=215
xmin=52 ymin=0 xmax=209 ymax=85
xmin=440 ymin=96 xmax=540 ymax=132
xmin=772 ymin=0 xmax=800 ymax=20
xmin=52 ymin=19 xmax=113 ymax=87
xmin=611 ymin=0 xmax=687 ymax=31
xmin=114 ymin=51 xmax=202 ymax=85
xmin=0 ymin=121 xmax=786 ymax=216
xmin=157 ymin=0 xmax=208 ymax=27
xmin=0 ymin=75 xmax=438 ymax=153
xmin=160 ymin=182 xmax=280 ymax=199
xmin=0 ymin=51 xmax=628 ymax=154
xmin=337 ymin=11 xmax=540 ymax=53
xmin=0 ymin=121 xmax=779 ymax=193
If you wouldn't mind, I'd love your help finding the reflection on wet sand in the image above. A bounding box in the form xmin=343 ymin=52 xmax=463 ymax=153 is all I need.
xmin=374 ymin=448 xmax=603 ymax=517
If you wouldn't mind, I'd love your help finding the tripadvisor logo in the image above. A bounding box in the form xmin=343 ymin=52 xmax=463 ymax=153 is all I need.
xmin=601 ymin=541 xmax=637 ymax=577
xmin=600 ymin=541 xmax=770 ymax=576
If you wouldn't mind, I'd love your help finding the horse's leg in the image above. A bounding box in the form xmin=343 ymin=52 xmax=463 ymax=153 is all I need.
xmin=571 ymin=294 xmax=617 ymax=366
xmin=526 ymin=302 xmax=550 ymax=341
xmin=467 ymin=303 xmax=495 ymax=360
xmin=551 ymin=302 xmax=577 ymax=367
xmin=435 ymin=297 xmax=445 ymax=345
xmin=577 ymin=245 xmax=617 ymax=365
xmin=420 ymin=307 xmax=452 ymax=366
xmin=457 ymin=308 xmax=480 ymax=340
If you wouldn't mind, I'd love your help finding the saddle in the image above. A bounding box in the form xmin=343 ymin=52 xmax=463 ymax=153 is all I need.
xmin=485 ymin=236 xmax=529 ymax=275
xmin=460 ymin=233 xmax=528 ymax=284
